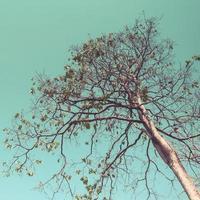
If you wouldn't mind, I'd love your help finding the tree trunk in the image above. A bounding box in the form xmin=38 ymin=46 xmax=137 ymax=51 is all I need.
xmin=137 ymin=98 xmax=200 ymax=200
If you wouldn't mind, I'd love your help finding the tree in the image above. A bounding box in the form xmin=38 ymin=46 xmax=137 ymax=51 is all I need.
xmin=3 ymin=17 xmax=200 ymax=200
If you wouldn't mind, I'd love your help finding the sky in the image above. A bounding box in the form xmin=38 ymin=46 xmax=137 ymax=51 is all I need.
xmin=0 ymin=0 xmax=200 ymax=199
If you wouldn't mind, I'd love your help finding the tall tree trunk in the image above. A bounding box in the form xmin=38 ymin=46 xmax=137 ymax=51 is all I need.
xmin=137 ymin=98 xmax=200 ymax=200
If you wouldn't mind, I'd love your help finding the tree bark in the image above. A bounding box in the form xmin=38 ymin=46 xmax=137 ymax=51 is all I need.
xmin=137 ymin=98 xmax=200 ymax=200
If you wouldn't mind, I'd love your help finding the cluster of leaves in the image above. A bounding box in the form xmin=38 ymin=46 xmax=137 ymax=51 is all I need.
xmin=3 ymin=17 xmax=200 ymax=200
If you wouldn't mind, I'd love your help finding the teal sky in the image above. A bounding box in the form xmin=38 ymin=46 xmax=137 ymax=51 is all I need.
xmin=0 ymin=0 xmax=200 ymax=199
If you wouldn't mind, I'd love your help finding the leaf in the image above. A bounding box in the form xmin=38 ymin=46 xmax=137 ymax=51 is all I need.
xmin=76 ymin=169 xmax=81 ymax=175
xmin=192 ymin=55 xmax=200 ymax=61
xmin=84 ymin=122 xmax=90 ymax=129
xmin=66 ymin=69 xmax=75 ymax=79
xmin=30 ymin=88 xmax=35 ymax=95
xmin=15 ymin=113 xmax=20 ymax=118
xmin=35 ymin=160 xmax=42 ymax=164
xmin=192 ymin=81 xmax=199 ymax=88
xmin=27 ymin=171 xmax=34 ymax=176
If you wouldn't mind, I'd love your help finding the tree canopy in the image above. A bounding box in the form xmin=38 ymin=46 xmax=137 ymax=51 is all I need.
xmin=3 ymin=17 xmax=200 ymax=200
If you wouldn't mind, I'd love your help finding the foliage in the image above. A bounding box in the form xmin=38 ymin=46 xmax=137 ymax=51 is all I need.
xmin=3 ymin=17 xmax=200 ymax=200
